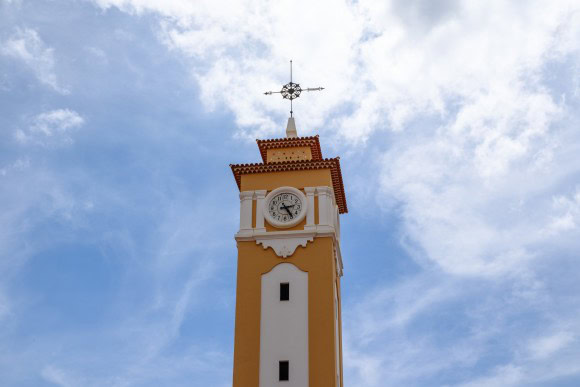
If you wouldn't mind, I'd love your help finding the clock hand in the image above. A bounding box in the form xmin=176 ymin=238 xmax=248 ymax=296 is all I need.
xmin=281 ymin=203 xmax=294 ymax=218
xmin=281 ymin=204 xmax=295 ymax=212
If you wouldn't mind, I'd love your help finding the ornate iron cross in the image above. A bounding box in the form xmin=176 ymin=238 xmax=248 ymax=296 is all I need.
xmin=264 ymin=60 xmax=324 ymax=117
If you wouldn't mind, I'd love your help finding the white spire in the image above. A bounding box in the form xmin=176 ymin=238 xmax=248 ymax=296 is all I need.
xmin=286 ymin=117 xmax=298 ymax=138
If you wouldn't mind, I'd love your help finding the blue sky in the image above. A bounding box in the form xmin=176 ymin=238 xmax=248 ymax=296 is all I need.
xmin=1 ymin=1 xmax=580 ymax=386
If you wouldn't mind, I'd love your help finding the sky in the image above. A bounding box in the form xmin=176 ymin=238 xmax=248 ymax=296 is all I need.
xmin=1 ymin=0 xmax=580 ymax=386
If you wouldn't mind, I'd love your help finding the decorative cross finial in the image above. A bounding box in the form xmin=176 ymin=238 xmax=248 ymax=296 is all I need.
xmin=264 ymin=60 xmax=324 ymax=118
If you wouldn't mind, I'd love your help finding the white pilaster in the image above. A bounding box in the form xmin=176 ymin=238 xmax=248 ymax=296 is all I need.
xmin=238 ymin=191 xmax=254 ymax=237
xmin=316 ymin=186 xmax=333 ymax=226
xmin=304 ymin=187 xmax=316 ymax=231
xmin=255 ymin=190 xmax=267 ymax=232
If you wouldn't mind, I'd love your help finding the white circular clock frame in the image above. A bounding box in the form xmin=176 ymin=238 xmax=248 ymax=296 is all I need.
xmin=263 ymin=186 xmax=308 ymax=229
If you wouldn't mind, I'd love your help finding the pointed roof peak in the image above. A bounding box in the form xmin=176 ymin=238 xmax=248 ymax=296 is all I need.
xmin=286 ymin=117 xmax=297 ymax=138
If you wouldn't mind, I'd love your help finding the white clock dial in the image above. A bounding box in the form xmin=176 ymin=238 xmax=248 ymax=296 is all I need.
xmin=269 ymin=192 xmax=302 ymax=223
xmin=263 ymin=187 xmax=308 ymax=228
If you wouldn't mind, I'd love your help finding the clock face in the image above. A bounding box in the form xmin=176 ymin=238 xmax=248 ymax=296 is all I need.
xmin=268 ymin=192 xmax=303 ymax=223
xmin=263 ymin=187 xmax=308 ymax=228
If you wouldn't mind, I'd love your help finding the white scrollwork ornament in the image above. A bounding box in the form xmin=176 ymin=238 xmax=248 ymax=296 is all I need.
xmin=256 ymin=237 xmax=314 ymax=258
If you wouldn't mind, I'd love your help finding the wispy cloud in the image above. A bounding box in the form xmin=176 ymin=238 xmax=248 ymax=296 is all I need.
xmin=0 ymin=169 xmax=233 ymax=385
xmin=527 ymin=330 xmax=576 ymax=360
xmin=545 ymin=187 xmax=580 ymax=234
xmin=1 ymin=28 xmax=68 ymax=93
xmin=15 ymin=109 xmax=85 ymax=146
xmin=343 ymin=267 xmax=580 ymax=386
xmin=0 ymin=290 xmax=11 ymax=323
xmin=41 ymin=365 xmax=81 ymax=387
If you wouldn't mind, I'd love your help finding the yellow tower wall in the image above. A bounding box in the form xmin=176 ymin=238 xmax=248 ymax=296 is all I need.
xmin=232 ymin=237 xmax=341 ymax=387
xmin=240 ymin=169 xmax=333 ymax=192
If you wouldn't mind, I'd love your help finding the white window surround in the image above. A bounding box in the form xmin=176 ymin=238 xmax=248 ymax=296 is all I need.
xmin=260 ymin=263 xmax=308 ymax=387
xmin=235 ymin=186 xmax=344 ymax=275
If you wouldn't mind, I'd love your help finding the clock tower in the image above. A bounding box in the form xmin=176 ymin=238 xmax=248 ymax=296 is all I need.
xmin=230 ymin=118 xmax=347 ymax=387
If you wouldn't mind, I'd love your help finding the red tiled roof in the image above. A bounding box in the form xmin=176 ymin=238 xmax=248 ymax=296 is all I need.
xmin=230 ymin=158 xmax=348 ymax=214
xmin=256 ymin=135 xmax=323 ymax=163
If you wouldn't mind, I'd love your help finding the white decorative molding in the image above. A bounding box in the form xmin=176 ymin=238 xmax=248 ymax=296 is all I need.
xmin=256 ymin=236 xmax=314 ymax=258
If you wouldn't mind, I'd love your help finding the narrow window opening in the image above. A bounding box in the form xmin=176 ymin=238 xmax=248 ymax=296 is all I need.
xmin=279 ymin=360 xmax=289 ymax=381
xmin=280 ymin=283 xmax=289 ymax=301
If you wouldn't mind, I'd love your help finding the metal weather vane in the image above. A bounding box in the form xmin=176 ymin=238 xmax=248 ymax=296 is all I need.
xmin=264 ymin=60 xmax=324 ymax=117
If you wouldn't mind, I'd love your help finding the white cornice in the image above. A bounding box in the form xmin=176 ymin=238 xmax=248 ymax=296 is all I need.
xmin=235 ymin=227 xmax=343 ymax=276
xmin=235 ymin=226 xmax=337 ymax=242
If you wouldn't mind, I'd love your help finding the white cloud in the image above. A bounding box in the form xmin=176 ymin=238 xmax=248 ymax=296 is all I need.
xmin=0 ymin=290 xmax=10 ymax=322
xmin=41 ymin=366 xmax=80 ymax=387
xmin=546 ymin=187 xmax=580 ymax=234
xmin=1 ymin=28 xmax=68 ymax=93
xmin=16 ymin=109 xmax=85 ymax=146
xmin=459 ymin=355 xmax=580 ymax=387
xmin=528 ymin=330 xmax=575 ymax=360
xmin=459 ymin=365 xmax=524 ymax=387
xmin=31 ymin=109 xmax=85 ymax=136
xmin=343 ymin=273 xmax=489 ymax=386
xmin=377 ymin=89 xmax=567 ymax=276
xmin=0 ymin=165 xmax=88 ymax=277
